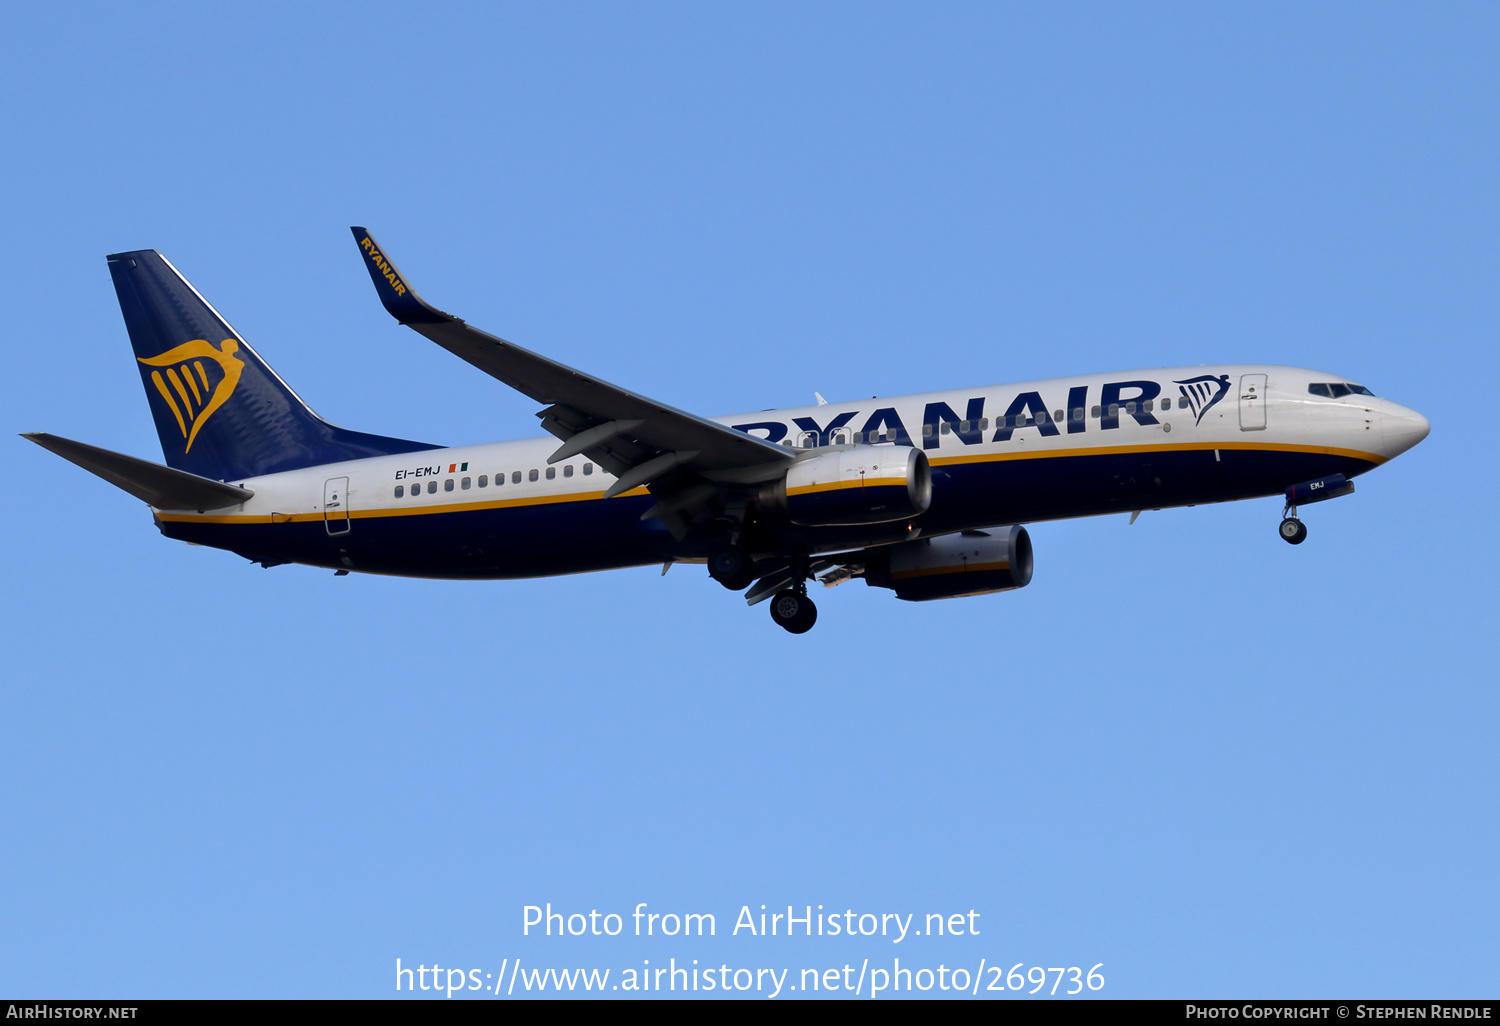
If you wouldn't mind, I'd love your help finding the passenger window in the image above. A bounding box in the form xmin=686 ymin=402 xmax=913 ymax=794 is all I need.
xmin=1329 ymin=383 xmax=1351 ymax=398
xmin=981 ymin=418 xmax=990 ymax=430
xmin=512 ymin=471 xmax=522 ymax=484
xmin=923 ymin=423 xmax=935 ymax=437
xmin=1143 ymin=400 xmax=1154 ymax=412
xmin=478 ymin=475 xmax=488 ymax=487
xmin=1108 ymin=404 xmax=1119 ymax=418
xmin=1125 ymin=401 xmax=1136 ymax=415
xmin=939 ymin=422 xmax=950 ymax=435
xmin=427 ymin=480 xmax=437 ymax=494
xmin=546 ymin=467 xmax=556 ymax=479
xmin=529 ymin=469 xmax=539 ymax=482
xmin=1073 ymin=409 xmax=1084 ymax=422
xmin=444 ymin=479 xmax=454 ymax=491
xmin=394 ymin=485 xmax=404 ymax=498
xmin=583 ymin=464 xmax=593 ymax=475
xmin=461 ymin=477 xmax=471 ymax=489
xmin=1161 ymin=397 xmax=1171 ymax=410
xmin=1091 ymin=406 xmax=1100 ymax=418
xmin=1053 ymin=411 xmax=1063 ymax=422
xmin=564 ymin=465 xmax=574 ymax=478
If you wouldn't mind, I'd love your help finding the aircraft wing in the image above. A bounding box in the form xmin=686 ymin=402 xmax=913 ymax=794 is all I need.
xmin=350 ymin=228 xmax=792 ymax=512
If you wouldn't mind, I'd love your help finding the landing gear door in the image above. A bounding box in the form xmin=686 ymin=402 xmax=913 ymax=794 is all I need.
xmin=1239 ymin=373 xmax=1267 ymax=431
xmin=324 ymin=476 xmax=350 ymax=535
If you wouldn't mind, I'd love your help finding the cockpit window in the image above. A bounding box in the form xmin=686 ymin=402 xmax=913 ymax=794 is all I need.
xmin=1309 ymin=382 xmax=1377 ymax=399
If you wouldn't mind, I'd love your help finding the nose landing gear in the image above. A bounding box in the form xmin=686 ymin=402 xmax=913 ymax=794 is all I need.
xmin=1279 ymin=504 xmax=1308 ymax=545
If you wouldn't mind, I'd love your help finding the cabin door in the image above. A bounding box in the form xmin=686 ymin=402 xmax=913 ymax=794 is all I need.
xmin=324 ymin=477 xmax=350 ymax=535
xmin=1239 ymin=373 xmax=1267 ymax=431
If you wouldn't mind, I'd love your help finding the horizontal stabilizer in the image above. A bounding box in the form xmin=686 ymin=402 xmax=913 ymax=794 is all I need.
xmin=22 ymin=433 xmax=254 ymax=510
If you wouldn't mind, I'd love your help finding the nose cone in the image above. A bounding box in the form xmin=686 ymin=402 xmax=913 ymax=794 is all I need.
xmin=1383 ymin=404 xmax=1431 ymax=458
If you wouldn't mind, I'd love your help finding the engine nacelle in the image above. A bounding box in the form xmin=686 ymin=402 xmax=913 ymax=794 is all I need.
xmin=865 ymin=526 xmax=1033 ymax=601
xmin=760 ymin=445 xmax=931 ymax=527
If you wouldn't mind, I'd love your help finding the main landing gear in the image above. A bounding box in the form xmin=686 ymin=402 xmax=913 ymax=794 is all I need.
xmin=767 ymin=553 xmax=818 ymax=634
xmin=1279 ymin=504 xmax=1308 ymax=545
xmin=708 ymin=545 xmax=756 ymax=591
xmin=769 ymin=587 xmax=818 ymax=634
xmin=711 ymin=542 xmax=819 ymax=633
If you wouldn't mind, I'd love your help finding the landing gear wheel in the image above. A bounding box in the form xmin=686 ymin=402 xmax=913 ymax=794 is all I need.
xmin=1279 ymin=517 xmax=1308 ymax=545
xmin=708 ymin=546 xmax=755 ymax=590
xmin=769 ymin=590 xmax=818 ymax=634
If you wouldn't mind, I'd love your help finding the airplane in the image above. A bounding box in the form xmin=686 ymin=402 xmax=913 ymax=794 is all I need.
xmin=24 ymin=228 xmax=1431 ymax=633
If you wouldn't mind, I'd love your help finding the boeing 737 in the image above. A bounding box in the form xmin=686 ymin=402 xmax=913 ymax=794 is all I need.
xmin=24 ymin=229 xmax=1431 ymax=632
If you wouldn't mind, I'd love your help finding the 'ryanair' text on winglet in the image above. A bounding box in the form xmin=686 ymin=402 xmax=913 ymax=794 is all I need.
xmin=350 ymin=227 xmax=451 ymax=326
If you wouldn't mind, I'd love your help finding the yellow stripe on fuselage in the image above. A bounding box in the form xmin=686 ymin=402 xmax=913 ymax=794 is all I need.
xmin=155 ymin=485 xmax=650 ymax=524
xmin=927 ymin=439 xmax=1385 ymax=468
xmin=155 ymin=439 xmax=1383 ymax=524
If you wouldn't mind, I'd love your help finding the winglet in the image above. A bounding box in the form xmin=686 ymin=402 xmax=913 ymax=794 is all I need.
xmin=349 ymin=227 xmax=452 ymax=325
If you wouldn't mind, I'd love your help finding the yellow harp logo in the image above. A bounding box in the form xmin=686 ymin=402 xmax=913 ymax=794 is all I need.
xmin=138 ymin=339 xmax=246 ymax=452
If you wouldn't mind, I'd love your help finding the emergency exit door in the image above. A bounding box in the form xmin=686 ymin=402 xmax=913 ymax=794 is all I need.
xmin=324 ymin=476 xmax=350 ymax=535
xmin=1239 ymin=373 xmax=1267 ymax=431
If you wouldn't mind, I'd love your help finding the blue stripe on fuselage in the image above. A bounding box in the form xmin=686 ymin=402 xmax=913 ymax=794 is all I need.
xmin=156 ymin=445 xmax=1378 ymax=578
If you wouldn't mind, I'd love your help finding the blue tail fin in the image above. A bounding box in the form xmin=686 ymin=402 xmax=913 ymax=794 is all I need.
xmin=108 ymin=249 xmax=438 ymax=482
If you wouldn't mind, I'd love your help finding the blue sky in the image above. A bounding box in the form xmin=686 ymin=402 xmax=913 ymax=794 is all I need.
xmin=2 ymin=2 xmax=1495 ymax=999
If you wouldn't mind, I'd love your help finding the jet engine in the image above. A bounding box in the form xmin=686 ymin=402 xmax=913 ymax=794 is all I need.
xmin=758 ymin=445 xmax=931 ymax=527
xmin=864 ymin=526 xmax=1032 ymax=601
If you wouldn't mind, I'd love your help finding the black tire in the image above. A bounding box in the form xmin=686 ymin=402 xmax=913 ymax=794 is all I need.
xmin=769 ymin=590 xmax=818 ymax=634
xmin=708 ymin=546 xmax=755 ymax=590
xmin=1279 ymin=517 xmax=1308 ymax=545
